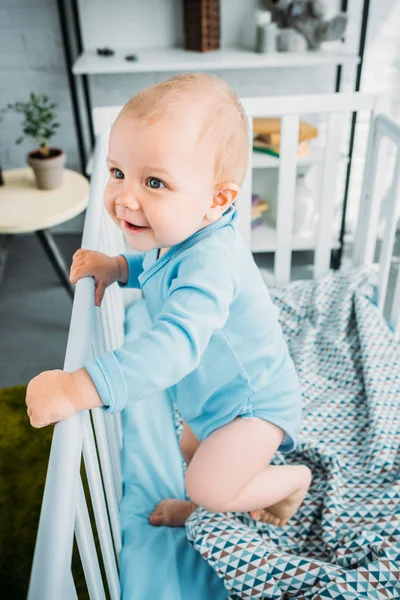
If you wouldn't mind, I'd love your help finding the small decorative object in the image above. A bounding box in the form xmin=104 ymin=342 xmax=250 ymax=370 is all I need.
xmin=255 ymin=10 xmax=278 ymax=53
xmin=253 ymin=117 xmax=318 ymax=157
xmin=252 ymin=194 xmax=269 ymax=229
xmin=262 ymin=0 xmax=347 ymax=51
xmin=293 ymin=172 xmax=318 ymax=235
xmin=97 ymin=47 xmax=115 ymax=56
xmin=4 ymin=93 xmax=65 ymax=190
xmin=124 ymin=54 xmax=138 ymax=62
xmin=182 ymin=0 xmax=220 ymax=52
xmin=276 ymin=27 xmax=307 ymax=52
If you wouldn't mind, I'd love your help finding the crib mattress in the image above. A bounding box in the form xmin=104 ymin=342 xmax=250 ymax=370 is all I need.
xmin=119 ymin=298 xmax=227 ymax=600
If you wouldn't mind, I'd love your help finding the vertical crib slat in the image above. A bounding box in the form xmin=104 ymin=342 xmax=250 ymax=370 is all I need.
xmin=91 ymin=308 xmax=123 ymax=503
xmin=275 ymin=115 xmax=299 ymax=284
xmin=390 ymin=267 xmax=400 ymax=340
xmin=104 ymin=405 xmax=123 ymax=503
xmin=376 ymin=148 xmax=400 ymax=312
xmin=91 ymin=409 xmax=122 ymax=559
xmin=65 ymin=571 xmax=79 ymax=600
xmin=75 ymin=478 xmax=107 ymax=600
xmin=353 ymin=115 xmax=381 ymax=266
xmin=314 ymin=112 xmax=343 ymax=279
xmin=82 ymin=412 xmax=121 ymax=600
xmin=236 ymin=117 xmax=253 ymax=247
xmin=100 ymin=293 xmax=124 ymax=498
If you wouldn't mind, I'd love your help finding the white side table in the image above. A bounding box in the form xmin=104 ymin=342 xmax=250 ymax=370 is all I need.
xmin=0 ymin=168 xmax=89 ymax=298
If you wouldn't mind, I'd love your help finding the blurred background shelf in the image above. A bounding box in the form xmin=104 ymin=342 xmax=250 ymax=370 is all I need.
xmin=251 ymin=148 xmax=350 ymax=169
xmin=251 ymin=222 xmax=340 ymax=253
xmin=72 ymin=46 xmax=360 ymax=75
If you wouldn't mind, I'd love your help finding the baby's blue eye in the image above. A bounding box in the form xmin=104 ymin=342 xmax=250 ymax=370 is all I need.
xmin=113 ymin=168 xmax=124 ymax=180
xmin=147 ymin=177 xmax=165 ymax=189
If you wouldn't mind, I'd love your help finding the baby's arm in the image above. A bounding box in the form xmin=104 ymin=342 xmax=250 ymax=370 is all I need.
xmin=26 ymin=244 xmax=238 ymax=427
xmin=84 ymin=245 xmax=240 ymax=414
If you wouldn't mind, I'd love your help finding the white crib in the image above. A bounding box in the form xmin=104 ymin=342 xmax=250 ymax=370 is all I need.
xmin=27 ymin=92 xmax=400 ymax=600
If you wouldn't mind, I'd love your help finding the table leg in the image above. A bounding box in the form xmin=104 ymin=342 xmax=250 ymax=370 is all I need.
xmin=36 ymin=229 xmax=74 ymax=299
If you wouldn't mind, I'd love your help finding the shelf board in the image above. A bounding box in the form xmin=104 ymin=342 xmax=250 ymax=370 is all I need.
xmin=251 ymin=222 xmax=340 ymax=253
xmin=252 ymin=147 xmax=323 ymax=169
xmin=73 ymin=46 xmax=359 ymax=75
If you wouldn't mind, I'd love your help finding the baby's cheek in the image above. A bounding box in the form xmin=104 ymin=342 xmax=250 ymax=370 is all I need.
xmin=104 ymin=189 xmax=118 ymax=223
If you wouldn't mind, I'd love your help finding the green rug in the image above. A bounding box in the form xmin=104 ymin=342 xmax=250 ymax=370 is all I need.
xmin=0 ymin=386 xmax=89 ymax=599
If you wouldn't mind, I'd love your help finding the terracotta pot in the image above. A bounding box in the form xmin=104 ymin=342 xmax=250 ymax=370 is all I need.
xmin=27 ymin=148 xmax=66 ymax=190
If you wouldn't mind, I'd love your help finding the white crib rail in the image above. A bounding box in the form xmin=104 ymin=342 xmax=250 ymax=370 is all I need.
xmin=28 ymin=132 xmax=124 ymax=599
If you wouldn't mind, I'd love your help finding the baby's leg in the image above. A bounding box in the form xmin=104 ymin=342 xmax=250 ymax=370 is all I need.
xmin=149 ymin=421 xmax=200 ymax=527
xmin=185 ymin=417 xmax=311 ymax=526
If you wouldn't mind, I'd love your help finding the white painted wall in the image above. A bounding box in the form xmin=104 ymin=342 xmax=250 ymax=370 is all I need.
xmin=0 ymin=0 xmax=399 ymax=233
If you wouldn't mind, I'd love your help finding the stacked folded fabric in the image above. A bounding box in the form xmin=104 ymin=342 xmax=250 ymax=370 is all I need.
xmin=253 ymin=118 xmax=318 ymax=158
xmin=251 ymin=193 xmax=269 ymax=229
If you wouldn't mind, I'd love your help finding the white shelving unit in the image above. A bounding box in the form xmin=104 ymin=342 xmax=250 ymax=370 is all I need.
xmin=72 ymin=45 xmax=359 ymax=75
xmin=62 ymin=0 xmax=370 ymax=263
xmin=73 ymin=42 xmax=359 ymax=255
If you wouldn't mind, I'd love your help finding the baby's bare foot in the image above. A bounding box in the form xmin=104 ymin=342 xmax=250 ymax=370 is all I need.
xmin=249 ymin=466 xmax=312 ymax=526
xmin=149 ymin=499 xmax=197 ymax=527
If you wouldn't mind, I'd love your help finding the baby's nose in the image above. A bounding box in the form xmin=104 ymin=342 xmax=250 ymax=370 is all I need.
xmin=115 ymin=190 xmax=141 ymax=212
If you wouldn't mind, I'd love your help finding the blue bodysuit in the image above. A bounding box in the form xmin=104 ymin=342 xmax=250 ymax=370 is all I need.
xmin=84 ymin=206 xmax=302 ymax=453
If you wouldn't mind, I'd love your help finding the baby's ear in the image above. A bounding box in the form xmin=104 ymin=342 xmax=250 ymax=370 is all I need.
xmin=206 ymin=182 xmax=239 ymax=222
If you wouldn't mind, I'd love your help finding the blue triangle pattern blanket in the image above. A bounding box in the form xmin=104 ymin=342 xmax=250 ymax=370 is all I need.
xmin=185 ymin=267 xmax=400 ymax=599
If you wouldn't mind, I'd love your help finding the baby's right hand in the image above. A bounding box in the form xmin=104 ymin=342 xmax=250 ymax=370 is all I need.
xmin=70 ymin=250 xmax=122 ymax=306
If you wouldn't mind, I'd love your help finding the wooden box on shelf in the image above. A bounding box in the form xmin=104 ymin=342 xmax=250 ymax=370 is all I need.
xmin=183 ymin=0 xmax=220 ymax=52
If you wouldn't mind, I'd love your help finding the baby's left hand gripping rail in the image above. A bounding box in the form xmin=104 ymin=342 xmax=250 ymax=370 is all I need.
xmin=27 ymin=134 xmax=114 ymax=600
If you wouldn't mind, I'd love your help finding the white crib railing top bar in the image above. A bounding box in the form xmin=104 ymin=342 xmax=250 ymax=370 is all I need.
xmin=93 ymin=94 xmax=377 ymax=138
xmin=28 ymin=136 xmax=109 ymax=600
xmin=241 ymin=92 xmax=376 ymax=117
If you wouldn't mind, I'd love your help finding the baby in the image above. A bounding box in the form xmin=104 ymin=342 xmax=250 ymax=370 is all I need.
xmin=26 ymin=73 xmax=311 ymax=528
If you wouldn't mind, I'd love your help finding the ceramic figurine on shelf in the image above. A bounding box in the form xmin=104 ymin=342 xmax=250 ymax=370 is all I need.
xmin=262 ymin=0 xmax=347 ymax=51
xmin=293 ymin=172 xmax=318 ymax=235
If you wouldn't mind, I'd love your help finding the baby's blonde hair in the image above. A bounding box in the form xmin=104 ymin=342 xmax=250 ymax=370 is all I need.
xmin=119 ymin=73 xmax=249 ymax=187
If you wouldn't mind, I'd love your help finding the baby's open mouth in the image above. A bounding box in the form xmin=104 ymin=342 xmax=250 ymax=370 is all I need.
xmin=123 ymin=220 xmax=149 ymax=232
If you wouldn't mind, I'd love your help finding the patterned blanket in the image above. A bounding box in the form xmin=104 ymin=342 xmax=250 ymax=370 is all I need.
xmin=184 ymin=268 xmax=400 ymax=599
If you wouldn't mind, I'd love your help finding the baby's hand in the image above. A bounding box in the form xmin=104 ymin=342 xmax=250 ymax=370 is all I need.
xmin=26 ymin=370 xmax=77 ymax=428
xmin=70 ymin=250 xmax=122 ymax=306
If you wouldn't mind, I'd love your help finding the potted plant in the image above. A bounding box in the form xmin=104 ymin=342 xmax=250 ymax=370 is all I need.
xmin=4 ymin=93 xmax=64 ymax=190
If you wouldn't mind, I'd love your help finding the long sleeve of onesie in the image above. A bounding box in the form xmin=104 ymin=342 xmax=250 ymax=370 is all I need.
xmin=118 ymin=252 xmax=145 ymax=289
xmin=84 ymin=246 xmax=239 ymax=413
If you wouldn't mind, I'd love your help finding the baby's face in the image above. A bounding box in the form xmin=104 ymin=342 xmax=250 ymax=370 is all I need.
xmin=104 ymin=109 xmax=218 ymax=252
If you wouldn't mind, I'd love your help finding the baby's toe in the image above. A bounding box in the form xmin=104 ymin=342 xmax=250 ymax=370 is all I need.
xmin=249 ymin=509 xmax=263 ymax=520
xmin=149 ymin=514 xmax=162 ymax=526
